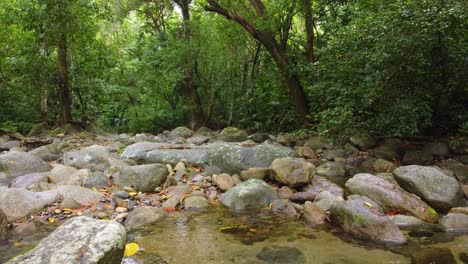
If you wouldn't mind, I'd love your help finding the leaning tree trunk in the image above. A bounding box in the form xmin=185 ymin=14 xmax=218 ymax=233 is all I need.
xmin=57 ymin=30 xmax=73 ymax=124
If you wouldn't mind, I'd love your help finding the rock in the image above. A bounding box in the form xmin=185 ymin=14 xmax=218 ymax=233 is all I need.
xmin=314 ymin=191 xmax=344 ymax=211
xmin=60 ymin=197 xmax=82 ymax=209
xmin=220 ymin=179 xmax=278 ymax=211
xmin=169 ymin=127 xmax=193 ymax=139
xmin=278 ymin=186 xmax=294 ymax=199
xmin=256 ymin=246 xmax=306 ymax=264
xmin=56 ymin=185 xmax=103 ymax=207
xmin=304 ymin=176 xmax=344 ymax=197
xmin=423 ymin=141 xmax=449 ymax=156
xmin=389 ymin=215 xmax=425 ymax=230
xmin=439 ymin=213 xmax=468 ymax=232
xmin=183 ymin=196 xmax=208 ymax=209
xmin=0 ymin=151 xmax=49 ymax=177
xmin=213 ymin=173 xmax=236 ymax=192
xmin=63 ymin=145 xmax=111 ymax=171
xmin=0 ymin=140 xmax=21 ymax=150
xmin=240 ymin=168 xmax=271 ymax=181
xmin=0 ymin=188 xmax=59 ymax=222
xmin=10 ymin=172 xmax=48 ymax=188
xmin=248 ymin=133 xmax=271 ymax=143
xmin=0 ymin=209 xmax=7 ymax=238
xmin=82 ymin=171 xmax=109 ymax=189
xmin=174 ymin=162 xmax=186 ymax=172
xmin=304 ymin=136 xmax=332 ymax=151
xmin=11 ymin=222 xmax=37 ymax=237
xmin=394 ymin=165 xmax=464 ymax=212
xmin=330 ymin=196 xmax=407 ymax=244
xmin=218 ymin=127 xmax=248 ymax=142
xmin=303 ymin=201 xmax=326 ymax=226
xmin=206 ymin=142 xmax=294 ymax=174
xmin=316 ymin=162 xmax=346 ymax=178
xmin=449 ymin=207 xmax=468 ymax=215
xmin=194 ymin=126 xmax=216 ymax=137
xmin=113 ymin=164 xmax=168 ymax=193
xmin=290 ymin=192 xmax=317 ymax=203
xmin=454 ymin=164 xmax=468 ymax=183
xmin=48 ymin=164 xmax=79 ymax=185
xmin=271 ymin=199 xmax=298 ymax=218
xmin=7 ymin=216 xmax=126 ymax=264
xmin=402 ymin=150 xmax=433 ymax=165
xmin=270 ymin=158 xmax=315 ymax=187
xmin=374 ymin=140 xmax=401 ymax=161
xmin=187 ymin=136 xmax=209 ymax=145
xmin=411 ymin=248 xmax=456 ymax=264
xmin=125 ymin=206 xmax=167 ymax=228
xmin=29 ymin=143 xmax=63 ymax=162
xmin=375 ymin=173 xmax=399 ymax=185
xmin=349 ymin=134 xmax=376 ymax=150
xmin=345 ymin=173 xmax=438 ymax=223
xmin=373 ymin=159 xmax=396 ymax=173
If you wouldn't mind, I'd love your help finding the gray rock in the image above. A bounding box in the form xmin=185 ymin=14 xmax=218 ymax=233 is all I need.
xmin=453 ymin=164 xmax=468 ymax=183
xmin=0 ymin=208 xmax=7 ymax=238
xmin=0 ymin=188 xmax=59 ymax=222
xmin=423 ymin=141 xmax=449 ymax=156
xmin=449 ymin=207 xmax=468 ymax=214
xmin=411 ymin=248 xmax=456 ymax=264
xmin=220 ymin=179 xmax=278 ymax=211
xmin=330 ymin=196 xmax=407 ymax=244
xmin=248 ymin=133 xmax=271 ymax=143
xmin=56 ymin=185 xmax=103 ymax=206
xmin=346 ymin=173 xmax=438 ymax=223
xmin=314 ymin=190 xmax=344 ymax=211
xmin=439 ymin=213 xmax=468 ymax=232
xmin=394 ymin=165 xmax=464 ymax=212
xmin=270 ymin=158 xmax=315 ymax=187
xmin=27 ymin=182 xmax=56 ymax=192
xmin=402 ymin=150 xmax=433 ymax=165
xmin=218 ymin=127 xmax=248 ymax=142
xmin=63 ymin=145 xmax=111 ymax=171
xmin=303 ymin=201 xmax=326 ymax=226
xmin=29 ymin=143 xmax=63 ymax=161
xmin=194 ymin=126 xmax=216 ymax=137
xmin=7 ymin=216 xmax=126 ymax=264
xmin=10 ymin=172 xmax=48 ymax=188
xmin=187 ymin=135 xmax=209 ymax=145
xmin=169 ymin=127 xmax=193 ymax=139
xmin=375 ymin=173 xmax=399 ymax=185
xmin=316 ymin=162 xmax=346 ymax=178
xmin=271 ymin=199 xmax=298 ymax=218
xmin=0 ymin=151 xmax=49 ymax=177
xmin=82 ymin=171 xmax=109 ymax=189
xmin=349 ymin=134 xmax=376 ymax=150
xmin=213 ymin=173 xmax=236 ymax=192
xmin=389 ymin=215 xmax=426 ymax=230
xmin=114 ymin=164 xmax=168 ymax=193
xmin=48 ymin=164 xmax=79 ymax=185
xmin=125 ymin=206 xmax=167 ymax=228
xmin=373 ymin=159 xmax=396 ymax=173
xmin=304 ymin=137 xmax=332 ymax=151
xmin=305 ymin=175 xmax=344 ymax=197
xmin=256 ymin=246 xmax=306 ymax=264
xmin=0 ymin=140 xmax=21 ymax=150
xmin=183 ymin=196 xmax=208 ymax=209
xmin=290 ymin=192 xmax=317 ymax=203
xmin=240 ymin=168 xmax=271 ymax=181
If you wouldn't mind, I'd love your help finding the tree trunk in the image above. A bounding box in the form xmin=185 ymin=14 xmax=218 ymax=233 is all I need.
xmin=303 ymin=0 xmax=315 ymax=63
xmin=57 ymin=30 xmax=73 ymax=124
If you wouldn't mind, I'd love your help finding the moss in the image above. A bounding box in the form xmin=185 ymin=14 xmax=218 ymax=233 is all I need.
xmin=428 ymin=207 xmax=437 ymax=215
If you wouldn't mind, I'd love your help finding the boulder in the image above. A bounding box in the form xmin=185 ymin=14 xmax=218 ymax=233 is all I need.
xmin=316 ymin=162 xmax=346 ymax=178
xmin=270 ymin=158 xmax=315 ymax=187
xmin=373 ymin=159 xmax=396 ymax=173
xmin=220 ymin=179 xmax=278 ymax=211
xmin=453 ymin=164 xmax=468 ymax=183
xmin=56 ymin=185 xmax=103 ymax=207
xmin=290 ymin=191 xmax=317 ymax=203
xmin=7 ymin=216 xmax=126 ymax=264
xmin=247 ymin=133 xmax=271 ymax=143
xmin=449 ymin=207 xmax=468 ymax=214
xmin=304 ymin=175 xmax=344 ymax=198
xmin=10 ymin=172 xmax=48 ymax=188
xmin=29 ymin=143 xmax=63 ymax=161
xmin=183 ymin=196 xmax=208 ymax=209
xmin=330 ymin=196 xmax=407 ymax=244
xmin=0 ymin=188 xmax=59 ymax=222
xmin=63 ymin=145 xmax=111 ymax=171
xmin=439 ymin=213 xmax=468 ymax=232
xmin=125 ymin=206 xmax=167 ymax=228
xmin=303 ymin=201 xmax=326 ymax=226
xmin=423 ymin=141 xmax=449 ymax=156
xmin=218 ymin=127 xmax=248 ymax=142
xmin=0 ymin=151 xmax=49 ymax=177
xmin=345 ymin=174 xmax=438 ymax=223
xmin=113 ymin=164 xmax=168 ymax=193
xmin=402 ymin=150 xmax=433 ymax=166
xmin=187 ymin=135 xmax=209 ymax=145
xmin=213 ymin=173 xmax=237 ymax=192
xmin=314 ymin=190 xmax=344 ymax=211
xmin=394 ymin=165 xmax=464 ymax=212
xmin=169 ymin=127 xmax=193 ymax=139
xmin=240 ymin=168 xmax=271 ymax=181
xmin=389 ymin=215 xmax=426 ymax=230
xmin=271 ymin=199 xmax=298 ymax=218
xmin=0 ymin=140 xmax=21 ymax=150
xmin=48 ymin=164 xmax=79 ymax=185
xmin=349 ymin=134 xmax=376 ymax=150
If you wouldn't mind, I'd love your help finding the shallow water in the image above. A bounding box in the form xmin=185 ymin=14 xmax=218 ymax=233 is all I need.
xmin=1 ymin=206 xmax=467 ymax=263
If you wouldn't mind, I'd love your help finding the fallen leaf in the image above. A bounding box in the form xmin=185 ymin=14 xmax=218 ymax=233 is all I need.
xmin=363 ymin=202 xmax=373 ymax=208
xmin=128 ymin=192 xmax=137 ymax=196
xmin=48 ymin=217 xmax=55 ymax=223
xmin=124 ymin=242 xmax=140 ymax=257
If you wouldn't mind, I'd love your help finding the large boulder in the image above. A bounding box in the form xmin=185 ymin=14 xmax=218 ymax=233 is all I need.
xmin=124 ymin=206 xmax=167 ymax=228
xmin=0 ymin=151 xmax=49 ymax=177
xmin=393 ymin=165 xmax=464 ymax=212
xmin=113 ymin=164 xmax=168 ymax=193
xmin=10 ymin=172 xmax=48 ymax=188
xmin=402 ymin=150 xmax=433 ymax=165
xmin=48 ymin=164 xmax=79 ymax=185
xmin=270 ymin=158 xmax=315 ymax=187
xmin=330 ymin=196 xmax=407 ymax=244
xmin=56 ymin=185 xmax=103 ymax=207
xmin=169 ymin=127 xmax=193 ymax=139
xmin=7 ymin=216 xmax=126 ymax=264
xmin=346 ymin=174 xmax=439 ymax=223
xmin=218 ymin=127 xmax=248 ymax=142
xmin=220 ymin=179 xmax=278 ymax=210
xmin=63 ymin=145 xmax=111 ymax=171
xmin=349 ymin=134 xmax=376 ymax=150
xmin=316 ymin=162 xmax=346 ymax=178
xmin=306 ymin=176 xmax=344 ymax=197
xmin=439 ymin=213 xmax=468 ymax=232
xmin=0 ymin=188 xmax=59 ymax=222
xmin=29 ymin=143 xmax=63 ymax=162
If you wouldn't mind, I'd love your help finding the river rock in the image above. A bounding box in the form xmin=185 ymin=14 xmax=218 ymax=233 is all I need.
xmin=0 ymin=188 xmax=59 ymax=222
xmin=56 ymin=185 xmax=103 ymax=207
xmin=304 ymin=176 xmax=344 ymax=197
xmin=240 ymin=168 xmax=271 ymax=181
xmin=29 ymin=143 xmax=63 ymax=162
xmin=316 ymin=162 xmax=346 ymax=178
xmin=248 ymin=133 xmax=271 ymax=143
xmin=220 ymin=179 xmax=278 ymax=211
xmin=449 ymin=207 xmax=468 ymax=214
xmin=453 ymin=164 xmax=468 ymax=183
xmin=346 ymin=174 xmax=438 ymax=223
xmin=314 ymin=190 xmax=344 ymax=211
xmin=393 ymin=165 xmax=464 ymax=212
xmin=349 ymin=134 xmax=376 ymax=150
xmin=218 ymin=127 xmax=248 ymax=142
xmin=373 ymin=159 xmax=396 ymax=173
xmin=113 ymin=164 xmax=168 ymax=193
xmin=411 ymin=248 xmax=456 ymax=264
xmin=63 ymin=145 xmax=111 ymax=171
xmin=290 ymin=192 xmax=317 ymax=203
xmin=256 ymin=245 xmax=306 ymax=264
xmin=439 ymin=213 xmax=468 ymax=232
xmin=270 ymin=158 xmax=315 ymax=187
xmin=0 ymin=151 xmax=49 ymax=177
xmin=187 ymin=135 xmax=209 ymax=145
xmin=213 ymin=173 xmax=237 ymax=192
xmin=169 ymin=127 xmax=193 ymax=139
xmin=330 ymin=196 xmax=407 ymax=244
xmin=0 ymin=209 xmax=7 ymax=238
xmin=271 ymin=199 xmax=298 ymax=218
xmin=125 ymin=206 xmax=167 ymax=228
xmin=183 ymin=196 xmax=208 ymax=209
xmin=389 ymin=215 xmax=426 ymax=230
xmin=48 ymin=164 xmax=79 ymax=185
xmin=423 ymin=141 xmax=449 ymax=156
xmin=7 ymin=216 xmax=126 ymax=264
xmin=402 ymin=150 xmax=433 ymax=165
xmin=10 ymin=172 xmax=48 ymax=188
xmin=303 ymin=201 xmax=326 ymax=226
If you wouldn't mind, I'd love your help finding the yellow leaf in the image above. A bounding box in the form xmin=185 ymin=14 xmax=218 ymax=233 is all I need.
xmin=249 ymin=228 xmax=257 ymax=233
xmin=363 ymin=202 xmax=373 ymax=208
xmin=124 ymin=242 xmax=140 ymax=257
xmin=162 ymin=194 xmax=171 ymax=199
xmin=93 ymin=187 xmax=98 ymax=192
xmin=128 ymin=192 xmax=137 ymax=196
xmin=48 ymin=217 xmax=55 ymax=223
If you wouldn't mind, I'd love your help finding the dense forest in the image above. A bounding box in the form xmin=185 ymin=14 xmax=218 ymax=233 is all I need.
xmin=0 ymin=0 xmax=466 ymax=137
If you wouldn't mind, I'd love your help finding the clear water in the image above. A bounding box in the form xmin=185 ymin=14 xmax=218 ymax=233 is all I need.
xmin=1 ymin=206 xmax=467 ymax=263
